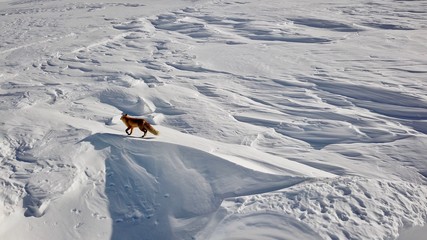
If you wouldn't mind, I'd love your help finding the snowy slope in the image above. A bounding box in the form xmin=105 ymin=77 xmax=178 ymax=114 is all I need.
xmin=1 ymin=0 xmax=427 ymax=239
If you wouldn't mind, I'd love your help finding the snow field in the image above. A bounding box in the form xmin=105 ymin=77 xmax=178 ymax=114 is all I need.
xmin=1 ymin=0 xmax=427 ymax=239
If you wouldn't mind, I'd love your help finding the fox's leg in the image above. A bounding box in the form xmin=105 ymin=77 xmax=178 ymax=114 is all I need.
xmin=125 ymin=127 xmax=132 ymax=135
xmin=139 ymin=125 xmax=147 ymax=138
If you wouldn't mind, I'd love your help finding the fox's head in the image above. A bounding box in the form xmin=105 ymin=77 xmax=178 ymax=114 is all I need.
xmin=120 ymin=113 xmax=128 ymax=120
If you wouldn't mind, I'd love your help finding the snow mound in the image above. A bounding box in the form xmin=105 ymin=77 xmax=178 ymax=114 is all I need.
xmin=99 ymin=89 xmax=155 ymax=116
xmin=83 ymin=132 xmax=321 ymax=238
xmin=218 ymin=177 xmax=427 ymax=240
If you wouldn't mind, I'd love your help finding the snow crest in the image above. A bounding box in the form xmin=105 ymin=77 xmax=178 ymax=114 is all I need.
xmin=83 ymin=132 xmax=315 ymax=239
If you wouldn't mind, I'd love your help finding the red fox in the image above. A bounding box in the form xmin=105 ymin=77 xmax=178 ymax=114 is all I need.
xmin=120 ymin=114 xmax=159 ymax=138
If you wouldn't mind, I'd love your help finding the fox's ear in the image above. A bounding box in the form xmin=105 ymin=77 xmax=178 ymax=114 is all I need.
xmin=122 ymin=113 xmax=127 ymax=116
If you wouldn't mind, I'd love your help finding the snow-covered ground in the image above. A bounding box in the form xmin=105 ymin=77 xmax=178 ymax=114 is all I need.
xmin=1 ymin=0 xmax=427 ymax=239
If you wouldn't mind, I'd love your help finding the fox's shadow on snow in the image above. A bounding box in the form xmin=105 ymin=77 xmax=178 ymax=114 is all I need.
xmin=92 ymin=132 xmax=156 ymax=140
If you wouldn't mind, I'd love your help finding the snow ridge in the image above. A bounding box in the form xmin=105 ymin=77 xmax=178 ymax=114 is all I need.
xmin=83 ymin=131 xmax=327 ymax=239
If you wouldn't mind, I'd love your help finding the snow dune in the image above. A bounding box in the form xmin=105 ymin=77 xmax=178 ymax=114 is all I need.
xmin=1 ymin=0 xmax=427 ymax=239
xmin=84 ymin=129 xmax=331 ymax=239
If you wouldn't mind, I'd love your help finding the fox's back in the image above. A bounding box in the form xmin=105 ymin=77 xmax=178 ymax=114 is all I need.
xmin=123 ymin=117 xmax=145 ymax=127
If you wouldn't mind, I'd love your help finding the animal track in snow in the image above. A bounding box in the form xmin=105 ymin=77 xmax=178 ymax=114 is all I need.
xmin=225 ymin=177 xmax=427 ymax=240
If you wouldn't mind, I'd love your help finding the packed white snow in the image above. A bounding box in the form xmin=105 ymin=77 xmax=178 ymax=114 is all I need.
xmin=1 ymin=0 xmax=427 ymax=239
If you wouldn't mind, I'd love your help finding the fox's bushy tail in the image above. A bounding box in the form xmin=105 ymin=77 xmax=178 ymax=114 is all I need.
xmin=144 ymin=121 xmax=159 ymax=136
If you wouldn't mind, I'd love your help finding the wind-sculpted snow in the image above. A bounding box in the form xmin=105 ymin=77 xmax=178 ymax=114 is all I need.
xmin=99 ymin=89 xmax=155 ymax=116
xmin=1 ymin=0 xmax=427 ymax=239
xmin=213 ymin=177 xmax=427 ymax=240
xmin=84 ymin=132 xmax=322 ymax=239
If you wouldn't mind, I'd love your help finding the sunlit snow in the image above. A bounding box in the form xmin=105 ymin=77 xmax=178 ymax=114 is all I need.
xmin=1 ymin=0 xmax=427 ymax=239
